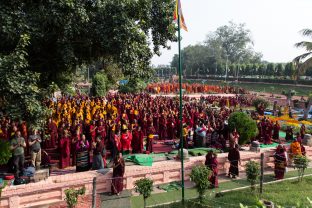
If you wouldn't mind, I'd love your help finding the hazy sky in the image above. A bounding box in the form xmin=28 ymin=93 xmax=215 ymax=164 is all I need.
xmin=151 ymin=0 xmax=312 ymax=66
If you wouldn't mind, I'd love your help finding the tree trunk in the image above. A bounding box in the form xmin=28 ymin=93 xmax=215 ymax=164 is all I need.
xmin=144 ymin=197 xmax=146 ymax=208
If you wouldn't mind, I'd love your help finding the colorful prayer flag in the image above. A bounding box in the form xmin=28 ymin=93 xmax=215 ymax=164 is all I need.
xmin=173 ymin=0 xmax=188 ymax=31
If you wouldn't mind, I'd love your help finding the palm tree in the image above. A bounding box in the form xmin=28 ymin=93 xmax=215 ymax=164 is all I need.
xmin=293 ymin=29 xmax=312 ymax=83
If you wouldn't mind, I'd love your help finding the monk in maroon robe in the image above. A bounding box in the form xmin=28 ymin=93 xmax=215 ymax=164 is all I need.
xmin=228 ymin=145 xmax=240 ymax=178
xmin=272 ymin=121 xmax=280 ymax=142
xmin=131 ymin=126 xmax=144 ymax=153
xmin=274 ymin=145 xmax=287 ymax=180
xmin=59 ymin=130 xmax=71 ymax=169
xmin=205 ymin=151 xmax=219 ymax=188
xmin=111 ymin=153 xmax=125 ymax=195
xmin=89 ymin=121 xmax=97 ymax=143
xmin=146 ymin=125 xmax=156 ymax=153
xmin=48 ymin=118 xmax=58 ymax=148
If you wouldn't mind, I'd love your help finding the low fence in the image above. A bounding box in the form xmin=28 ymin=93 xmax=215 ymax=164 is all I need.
xmin=1 ymin=147 xmax=312 ymax=208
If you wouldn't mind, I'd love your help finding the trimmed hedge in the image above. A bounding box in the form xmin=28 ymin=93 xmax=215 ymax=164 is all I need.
xmin=186 ymin=76 xmax=312 ymax=85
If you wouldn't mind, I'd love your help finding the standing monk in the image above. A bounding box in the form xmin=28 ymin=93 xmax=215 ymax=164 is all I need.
xmin=228 ymin=144 xmax=240 ymax=179
xmin=111 ymin=153 xmax=125 ymax=196
xmin=59 ymin=130 xmax=71 ymax=169
xmin=121 ymin=129 xmax=132 ymax=155
xmin=274 ymin=145 xmax=287 ymax=180
xmin=131 ymin=126 xmax=144 ymax=153
xmin=48 ymin=118 xmax=58 ymax=148
xmin=272 ymin=121 xmax=280 ymax=142
xmin=205 ymin=151 xmax=218 ymax=188
xmin=146 ymin=124 xmax=155 ymax=153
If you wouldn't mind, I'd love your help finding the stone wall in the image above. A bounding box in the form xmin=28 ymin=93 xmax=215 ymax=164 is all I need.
xmin=1 ymin=147 xmax=312 ymax=208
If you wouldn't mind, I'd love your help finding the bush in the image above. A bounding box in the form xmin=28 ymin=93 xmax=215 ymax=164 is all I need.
xmin=228 ymin=112 xmax=258 ymax=145
xmin=91 ymin=72 xmax=108 ymax=96
xmin=134 ymin=178 xmax=154 ymax=208
xmin=252 ymin=98 xmax=269 ymax=112
xmin=0 ymin=140 xmax=11 ymax=165
xmin=190 ymin=165 xmax=211 ymax=203
xmin=119 ymin=78 xmax=147 ymax=93
xmin=64 ymin=187 xmax=86 ymax=208
xmin=246 ymin=161 xmax=260 ymax=191
xmin=294 ymin=155 xmax=310 ymax=182
xmin=62 ymin=84 xmax=76 ymax=96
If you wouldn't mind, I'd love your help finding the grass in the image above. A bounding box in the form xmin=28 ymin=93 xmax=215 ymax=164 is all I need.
xmin=188 ymin=79 xmax=312 ymax=96
xmin=207 ymin=177 xmax=312 ymax=208
xmin=131 ymin=168 xmax=312 ymax=208
xmin=229 ymin=82 xmax=312 ymax=97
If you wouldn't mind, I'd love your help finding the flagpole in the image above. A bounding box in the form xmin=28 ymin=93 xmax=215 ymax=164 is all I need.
xmin=177 ymin=12 xmax=185 ymax=204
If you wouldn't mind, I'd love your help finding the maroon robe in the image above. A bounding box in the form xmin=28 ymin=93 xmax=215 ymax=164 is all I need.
xmin=228 ymin=147 xmax=240 ymax=177
xmin=273 ymin=123 xmax=280 ymax=141
xmin=48 ymin=121 xmax=58 ymax=148
xmin=131 ymin=129 xmax=144 ymax=153
xmin=111 ymin=158 xmax=125 ymax=194
xmin=274 ymin=148 xmax=287 ymax=180
xmin=59 ymin=136 xmax=71 ymax=169
xmin=205 ymin=153 xmax=219 ymax=188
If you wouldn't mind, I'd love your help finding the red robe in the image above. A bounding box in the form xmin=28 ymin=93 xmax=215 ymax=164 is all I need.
xmin=48 ymin=122 xmax=58 ymax=148
xmin=59 ymin=136 xmax=71 ymax=169
xmin=131 ymin=130 xmax=144 ymax=153
xmin=121 ymin=132 xmax=132 ymax=151
xmin=97 ymin=125 xmax=106 ymax=140
xmin=206 ymin=156 xmax=218 ymax=187
xmin=89 ymin=125 xmax=97 ymax=142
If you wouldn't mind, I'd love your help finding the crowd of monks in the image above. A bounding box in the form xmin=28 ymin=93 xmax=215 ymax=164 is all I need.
xmin=0 ymin=93 xmax=252 ymax=169
xmin=0 ymin=92 xmax=308 ymax=177
xmin=146 ymin=83 xmax=248 ymax=94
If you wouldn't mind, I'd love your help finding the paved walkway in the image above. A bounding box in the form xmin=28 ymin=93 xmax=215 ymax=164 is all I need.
xmin=101 ymin=190 xmax=131 ymax=208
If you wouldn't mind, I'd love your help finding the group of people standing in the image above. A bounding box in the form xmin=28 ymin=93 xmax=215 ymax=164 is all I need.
xmin=146 ymin=83 xmax=248 ymax=94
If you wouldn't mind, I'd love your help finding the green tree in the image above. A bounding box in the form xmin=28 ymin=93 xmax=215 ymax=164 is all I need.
xmin=266 ymin=63 xmax=275 ymax=76
xmin=252 ymin=98 xmax=269 ymax=114
xmin=205 ymin=21 xmax=262 ymax=64
xmin=134 ymin=178 xmax=154 ymax=208
xmin=119 ymin=77 xmax=148 ymax=93
xmin=171 ymin=21 xmax=263 ymax=78
xmin=190 ymin=165 xmax=211 ymax=203
xmin=258 ymin=63 xmax=267 ymax=78
xmin=0 ymin=34 xmax=49 ymax=129
xmin=284 ymin=62 xmax=295 ymax=78
xmin=276 ymin=63 xmax=284 ymax=76
xmin=91 ymin=72 xmax=108 ymax=96
xmin=228 ymin=112 xmax=258 ymax=145
xmin=294 ymin=155 xmax=310 ymax=182
xmin=282 ymin=90 xmax=296 ymax=106
xmin=305 ymin=66 xmax=312 ymax=76
xmin=0 ymin=0 xmax=176 ymax=90
xmin=0 ymin=140 xmax=11 ymax=165
xmin=294 ymin=29 xmax=312 ymax=82
xmin=246 ymin=161 xmax=260 ymax=191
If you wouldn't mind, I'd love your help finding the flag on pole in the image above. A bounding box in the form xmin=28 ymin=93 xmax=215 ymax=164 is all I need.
xmin=173 ymin=0 xmax=188 ymax=31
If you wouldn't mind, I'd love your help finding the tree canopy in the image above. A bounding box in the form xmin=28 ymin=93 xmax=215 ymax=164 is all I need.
xmin=171 ymin=22 xmax=263 ymax=77
xmin=0 ymin=0 xmax=177 ymax=90
xmin=0 ymin=0 xmax=178 ymax=124
xmin=294 ymin=29 xmax=312 ymax=81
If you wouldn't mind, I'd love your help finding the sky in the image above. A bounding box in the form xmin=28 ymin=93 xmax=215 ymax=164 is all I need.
xmin=151 ymin=0 xmax=312 ymax=66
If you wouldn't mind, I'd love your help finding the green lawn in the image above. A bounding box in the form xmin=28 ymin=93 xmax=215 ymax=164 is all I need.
xmin=188 ymin=79 xmax=312 ymax=96
xmin=229 ymin=82 xmax=312 ymax=97
xmin=131 ymin=168 xmax=312 ymax=208
xmin=207 ymin=176 xmax=312 ymax=208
